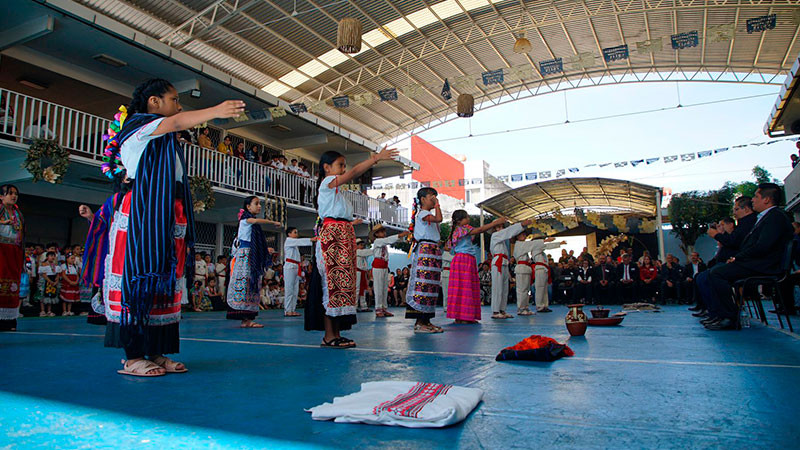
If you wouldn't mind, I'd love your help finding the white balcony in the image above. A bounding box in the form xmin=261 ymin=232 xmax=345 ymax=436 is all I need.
xmin=0 ymin=87 xmax=409 ymax=228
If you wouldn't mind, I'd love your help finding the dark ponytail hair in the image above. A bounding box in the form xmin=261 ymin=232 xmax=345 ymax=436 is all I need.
xmin=128 ymin=79 xmax=174 ymax=115
xmin=315 ymin=151 xmax=344 ymax=209
xmin=408 ymin=187 xmax=438 ymax=235
xmin=447 ymin=209 xmax=469 ymax=245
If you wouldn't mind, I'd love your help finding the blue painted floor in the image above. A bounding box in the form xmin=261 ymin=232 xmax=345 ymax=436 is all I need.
xmin=1 ymin=305 xmax=799 ymax=449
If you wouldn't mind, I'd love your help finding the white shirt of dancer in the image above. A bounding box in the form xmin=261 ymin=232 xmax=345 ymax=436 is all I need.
xmin=531 ymin=239 xmax=563 ymax=264
xmin=489 ymin=223 xmax=524 ymax=266
xmin=356 ymin=248 xmax=372 ymax=270
xmin=284 ymin=237 xmax=313 ymax=263
xmin=372 ymin=235 xmax=400 ymax=261
xmin=120 ymin=117 xmax=184 ymax=179
xmin=414 ymin=210 xmax=440 ymax=242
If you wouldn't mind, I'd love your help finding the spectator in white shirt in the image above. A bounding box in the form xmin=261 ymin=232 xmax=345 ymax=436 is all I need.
xmin=23 ymin=115 xmax=55 ymax=143
xmin=194 ymin=253 xmax=207 ymax=289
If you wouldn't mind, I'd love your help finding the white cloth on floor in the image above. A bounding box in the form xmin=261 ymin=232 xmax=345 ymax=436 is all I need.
xmin=306 ymin=381 xmax=483 ymax=428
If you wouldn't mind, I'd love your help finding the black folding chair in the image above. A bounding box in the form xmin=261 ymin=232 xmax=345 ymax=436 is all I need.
xmin=733 ymin=239 xmax=795 ymax=332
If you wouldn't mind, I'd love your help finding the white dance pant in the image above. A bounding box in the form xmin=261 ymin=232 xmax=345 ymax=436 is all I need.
xmin=491 ymin=265 xmax=509 ymax=313
xmin=356 ymin=270 xmax=368 ymax=309
xmin=284 ymin=263 xmax=300 ymax=313
xmin=441 ymin=269 xmax=450 ymax=311
xmin=373 ymin=268 xmax=389 ymax=310
xmin=515 ymin=269 xmax=532 ymax=311
xmin=534 ymin=266 xmax=550 ymax=309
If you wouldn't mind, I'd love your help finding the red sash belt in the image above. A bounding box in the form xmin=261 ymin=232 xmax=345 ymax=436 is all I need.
xmin=492 ymin=253 xmax=508 ymax=272
xmin=532 ymin=262 xmax=552 ymax=284
xmin=286 ymin=258 xmax=302 ymax=276
xmin=516 ymin=260 xmax=534 ymax=283
xmin=372 ymin=258 xmax=388 ymax=269
xmin=357 ymin=268 xmax=369 ymax=295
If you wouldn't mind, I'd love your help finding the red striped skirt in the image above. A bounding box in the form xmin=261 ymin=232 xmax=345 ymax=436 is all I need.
xmin=445 ymin=253 xmax=481 ymax=321
xmin=59 ymin=273 xmax=80 ymax=302
xmin=103 ymin=191 xmax=187 ymax=326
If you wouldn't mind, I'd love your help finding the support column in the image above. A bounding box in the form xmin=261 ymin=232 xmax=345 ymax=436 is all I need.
xmin=656 ymin=189 xmax=665 ymax=261
xmin=479 ymin=206 xmax=485 ymax=263
xmin=215 ymin=223 xmax=224 ymax=257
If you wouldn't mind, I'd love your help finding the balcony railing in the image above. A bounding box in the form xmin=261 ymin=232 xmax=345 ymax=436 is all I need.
xmin=0 ymin=87 xmax=408 ymax=226
xmin=784 ymin=163 xmax=800 ymax=212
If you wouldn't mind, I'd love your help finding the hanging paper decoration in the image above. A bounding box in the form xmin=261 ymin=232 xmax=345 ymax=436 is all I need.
xmin=646 ymin=158 xmax=659 ymax=164
xmin=630 ymin=159 xmax=644 ymax=167
xmin=614 ymin=161 xmax=628 ymax=168
xmin=568 ymin=168 xmax=579 ymax=173
xmin=458 ymin=179 xmax=466 ymax=186
xmin=410 ymin=182 xmax=419 ymax=188
xmin=603 ymin=45 xmax=629 ymax=63
xmin=525 ymin=172 xmax=538 ymax=180
xmin=511 ymin=174 xmax=523 ymax=182
xmin=539 ymin=58 xmax=563 ymax=75
xmin=680 ymin=153 xmax=695 ymax=162
xmin=332 ymin=96 xmax=350 ymax=108
xmin=482 ymin=69 xmax=505 ymax=86
xmin=599 ymin=163 xmax=612 ymax=168
xmin=670 ymin=31 xmax=699 ymax=49
xmin=709 ymin=23 xmax=736 ymax=42
xmin=289 ymin=103 xmax=307 ymax=114
xmin=472 ymin=178 xmax=482 ymax=184
xmin=567 ymin=52 xmax=595 ymax=71
xmin=441 ymin=78 xmax=452 ymax=101
xmin=508 ymin=64 xmax=535 ymax=81
xmin=353 ymin=93 xmax=374 ymax=106
xmin=555 ymin=169 xmax=566 ymax=177
xmin=539 ymin=171 xmax=551 ymax=178
xmin=664 ymin=155 xmax=678 ymax=163
xmin=636 ymin=38 xmax=662 ymax=54
xmin=714 ymin=147 xmax=729 ymax=153
xmin=402 ymin=84 xmax=423 ymax=99
xmin=746 ymin=14 xmax=777 ymax=33
xmin=268 ymin=107 xmax=286 ymax=119
xmin=308 ymin=101 xmax=328 ymax=114
xmin=249 ymin=109 xmax=269 ymax=120
xmin=498 ymin=175 xmax=510 ymax=182
xmin=697 ymin=150 xmax=712 ymax=158
xmin=378 ymin=88 xmax=398 ymax=101
xmin=233 ymin=111 xmax=249 ymax=122
xmin=453 ymin=75 xmax=475 ymax=91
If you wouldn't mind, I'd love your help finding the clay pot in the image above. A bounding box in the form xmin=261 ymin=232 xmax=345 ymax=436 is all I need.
xmin=565 ymin=304 xmax=588 ymax=336
xmin=590 ymin=308 xmax=609 ymax=318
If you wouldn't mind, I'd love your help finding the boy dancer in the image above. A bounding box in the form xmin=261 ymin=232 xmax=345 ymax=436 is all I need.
xmin=369 ymin=223 xmax=409 ymax=317
xmin=489 ymin=220 xmax=532 ymax=319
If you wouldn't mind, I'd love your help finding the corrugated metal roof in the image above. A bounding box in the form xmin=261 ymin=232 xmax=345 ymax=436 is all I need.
xmin=78 ymin=0 xmax=800 ymax=143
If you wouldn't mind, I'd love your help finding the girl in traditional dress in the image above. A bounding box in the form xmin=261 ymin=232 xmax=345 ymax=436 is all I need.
xmin=405 ymin=187 xmax=444 ymax=333
xmin=38 ymin=251 xmax=60 ymax=317
xmin=79 ymin=176 xmax=132 ymax=326
xmin=0 ymin=184 xmax=24 ymax=331
xmin=445 ymin=210 xmax=506 ymax=324
xmin=305 ymin=148 xmax=397 ymax=348
xmin=227 ymin=195 xmax=280 ymax=327
xmin=59 ymin=253 xmax=81 ymax=315
xmin=105 ymin=78 xmax=244 ymax=377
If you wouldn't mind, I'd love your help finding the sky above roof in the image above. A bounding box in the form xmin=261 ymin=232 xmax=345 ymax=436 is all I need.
xmin=408 ymin=80 xmax=792 ymax=194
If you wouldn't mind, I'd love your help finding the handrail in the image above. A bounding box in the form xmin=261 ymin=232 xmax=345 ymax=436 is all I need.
xmin=0 ymin=87 xmax=409 ymax=226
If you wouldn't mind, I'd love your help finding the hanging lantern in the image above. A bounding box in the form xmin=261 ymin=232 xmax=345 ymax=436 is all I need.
xmin=457 ymin=94 xmax=474 ymax=118
xmin=337 ymin=18 xmax=362 ymax=54
xmin=513 ymin=30 xmax=532 ymax=54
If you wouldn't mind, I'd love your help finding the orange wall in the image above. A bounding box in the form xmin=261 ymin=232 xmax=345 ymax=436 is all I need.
xmin=410 ymin=135 xmax=465 ymax=201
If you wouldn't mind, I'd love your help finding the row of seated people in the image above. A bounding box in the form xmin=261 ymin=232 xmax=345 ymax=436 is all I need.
xmin=546 ymin=252 xmax=707 ymax=305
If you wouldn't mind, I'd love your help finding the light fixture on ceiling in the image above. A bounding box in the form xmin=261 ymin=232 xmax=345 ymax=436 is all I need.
xmin=271 ymin=124 xmax=292 ymax=133
xmin=337 ymin=18 xmax=362 ymax=54
xmin=93 ymin=53 xmax=127 ymax=68
xmin=513 ymin=30 xmax=532 ymax=54
xmin=18 ymin=78 xmax=47 ymax=90
xmin=291 ymin=0 xmax=298 ymax=16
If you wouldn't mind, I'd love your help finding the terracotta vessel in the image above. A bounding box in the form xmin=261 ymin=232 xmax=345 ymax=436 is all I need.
xmin=565 ymin=304 xmax=588 ymax=336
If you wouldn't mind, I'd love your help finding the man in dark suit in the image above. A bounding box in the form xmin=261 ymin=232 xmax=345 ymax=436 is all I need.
xmin=660 ymin=254 xmax=683 ymax=304
xmin=707 ymin=197 xmax=756 ymax=267
xmin=595 ymin=256 xmax=617 ymax=304
xmin=682 ymin=251 xmax=707 ymax=306
xmin=699 ymin=184 xmax=793 ymax=330
xmin=616 ymin=253 xmax=639 ymax=303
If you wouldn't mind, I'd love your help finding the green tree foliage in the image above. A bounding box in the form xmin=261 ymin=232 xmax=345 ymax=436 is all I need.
xmin=668 ymin=165 xmax=781 ymax=255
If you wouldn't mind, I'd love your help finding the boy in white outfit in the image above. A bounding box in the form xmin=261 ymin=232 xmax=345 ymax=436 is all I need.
xmin=531 ymin=236 xmax=566 ymax=313
xmin=489 ymin=219 xmax=532 ymax=319
xmin=369 ymin=223 xmax=410 ymax=318
xmin=355 ymin=239 xmax=373 ymax=312
xmin=512 ymin=230 xmax=536 ymax=316
xmin=283 ymin=227 xmax=315 ymax=317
